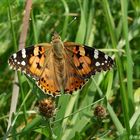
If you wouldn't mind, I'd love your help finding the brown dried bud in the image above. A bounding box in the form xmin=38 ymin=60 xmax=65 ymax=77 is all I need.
xmin=38 ymin=98 xmax=55 ymax=118
xmin=94 ymin=105 xmax=107 ymax=119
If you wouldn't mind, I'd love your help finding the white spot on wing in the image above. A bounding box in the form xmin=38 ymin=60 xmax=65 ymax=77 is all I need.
xmin=13 ymin=53 xmax=17 ymax=58
xmin=10 ymin=65 xmax=13 ymax=69
xmin=21 ymin=61 xmax=26 ymax=66
xmin=95 ymin=62 xmax=100 ymax=66
xmin=105 ymin=54 xmax=108 ymax=60
xmin=22 ymin=49 xmax=26 ymax=58
xmin=94 ymin=53 xmax=98 ymax=59
xmin=94 ymin=50 xmax=99 ymax=59
xmin=14 ymin=59 xmax=17 ymax=62
xmin=22 ymin=70 xmax=26 ymax=73
xmin=94 ymin=49 xmax=99 ymax=54
xmin=17 ymin=62 xmax=20 ymax=64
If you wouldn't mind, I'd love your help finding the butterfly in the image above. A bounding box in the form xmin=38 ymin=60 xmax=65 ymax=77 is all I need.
xmin=8 ymin=33 xmax=114 ymax=97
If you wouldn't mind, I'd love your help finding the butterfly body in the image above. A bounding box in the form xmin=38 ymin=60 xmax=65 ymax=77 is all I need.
xmin=51 ymin=33 xmax=68 ymax=93
xmin=8 ymin=33 xmax=114 ymax=97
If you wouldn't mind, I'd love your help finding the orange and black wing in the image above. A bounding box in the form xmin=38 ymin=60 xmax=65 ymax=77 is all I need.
xmin=64 ymin=42 xmax=114 ymax=79
xmin=8 ymin=43 xmax=61 ymax=96
xmin=63 ymin=42 xmax=114 ymax=94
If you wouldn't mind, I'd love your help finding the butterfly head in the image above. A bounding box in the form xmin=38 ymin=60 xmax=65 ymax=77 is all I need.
xmin=51 ymin=32 xmax=61 ymax=43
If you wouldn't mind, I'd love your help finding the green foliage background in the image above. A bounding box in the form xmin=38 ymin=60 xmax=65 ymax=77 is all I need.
xmin=0 ymin=0 xmax=140 ymax=139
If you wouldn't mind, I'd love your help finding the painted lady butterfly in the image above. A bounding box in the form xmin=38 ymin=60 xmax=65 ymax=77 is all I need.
xmin=8 ymin=33 xmax=114 ymax=97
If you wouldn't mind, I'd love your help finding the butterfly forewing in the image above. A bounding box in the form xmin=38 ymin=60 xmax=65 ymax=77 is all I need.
xmin=64 ymin=42 xmax=114 ymax=79
xmin=8 ymin=43 xmax=52 ymax=79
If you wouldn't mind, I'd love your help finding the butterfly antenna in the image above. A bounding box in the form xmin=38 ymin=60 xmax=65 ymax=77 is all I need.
xmin=58 ymin=17 xmax=77 ymax=35
xmin=68 ymin=17 xmax=77 ymax=26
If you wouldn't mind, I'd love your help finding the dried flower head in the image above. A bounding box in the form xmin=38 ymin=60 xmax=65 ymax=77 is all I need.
xmin=94 ymin=105 xmax=107 ymax=119
xmin=38 ymin=98 xmax=55 ymax=118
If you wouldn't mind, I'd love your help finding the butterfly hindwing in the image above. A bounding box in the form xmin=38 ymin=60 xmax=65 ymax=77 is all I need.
xmin=36 ymin=53 xmax=61 ymax=96
xmin=64 ymin=61 xmax=86 ymax=94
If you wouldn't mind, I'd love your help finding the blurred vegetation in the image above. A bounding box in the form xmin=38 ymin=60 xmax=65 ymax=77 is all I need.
xmin=0 ymin=0 xmax=140 ymax=139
